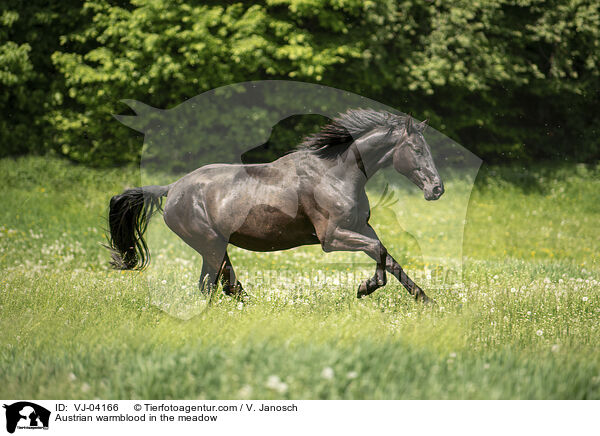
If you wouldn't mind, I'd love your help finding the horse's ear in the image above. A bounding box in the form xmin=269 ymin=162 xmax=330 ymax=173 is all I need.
xmin=120 ymin=99 xmax=154 ymax=116
xmin=113 ymin=99 xmax=156 ymax=133
xmin=417 ymin=118 xmax=428 ymax=133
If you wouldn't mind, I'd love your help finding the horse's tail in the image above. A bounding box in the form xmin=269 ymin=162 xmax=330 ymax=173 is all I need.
xmin=106 ymin=185 xmax=170 ymax=270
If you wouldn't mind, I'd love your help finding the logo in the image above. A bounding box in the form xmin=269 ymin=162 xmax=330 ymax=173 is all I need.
xmin=3 ymin=402 xmax=50 ymax=434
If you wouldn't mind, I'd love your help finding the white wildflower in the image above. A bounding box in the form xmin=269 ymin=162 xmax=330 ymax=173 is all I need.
xmin=266 ymin=375 xmax=281 ymax=389
xmin=238 ymin=385 xmax=253 ymax=399
xmin=321 ymin=367 xmax=334 ymax=380
xmin=266 ymin=375 xmax=288 ymax=394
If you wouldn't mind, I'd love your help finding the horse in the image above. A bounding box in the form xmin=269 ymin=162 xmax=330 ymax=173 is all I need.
xmin=106 ymin=108 xmax=444 ymax=302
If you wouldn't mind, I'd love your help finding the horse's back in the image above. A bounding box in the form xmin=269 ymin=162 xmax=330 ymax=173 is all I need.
xmin=163 ymin=160 xmax=319 ymax=250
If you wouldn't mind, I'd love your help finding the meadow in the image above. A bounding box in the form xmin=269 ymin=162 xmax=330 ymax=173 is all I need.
xmin=0 ymin=156 xmax=598 ymax=399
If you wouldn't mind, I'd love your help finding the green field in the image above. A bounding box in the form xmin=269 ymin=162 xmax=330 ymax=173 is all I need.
xmin=1 ymin=157 xmax=599 ymax=399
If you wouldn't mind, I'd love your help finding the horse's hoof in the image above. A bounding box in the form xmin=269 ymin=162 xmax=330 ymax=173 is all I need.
xmin=231 ymin=289 xmax=248 ymax=301
xmin=223 ymin=281 xmax=246 ymax=299
xmin=357 ymin=279 xmax=377 ymax=298
xmin=237 ymin=289 xmax=250 ymax=301
xmin=417 ymin=294 xmax=437 ymax=306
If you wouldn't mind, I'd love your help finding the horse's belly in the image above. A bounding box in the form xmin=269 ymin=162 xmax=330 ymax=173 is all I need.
xmin=227 ymin=204 xmax=319 ymax=251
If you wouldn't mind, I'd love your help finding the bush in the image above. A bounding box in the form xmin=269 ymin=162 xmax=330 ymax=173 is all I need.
xmin=1 ymin=0 xmax=599 ymax=166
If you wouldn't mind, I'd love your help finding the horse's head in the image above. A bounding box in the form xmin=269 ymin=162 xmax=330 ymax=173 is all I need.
xmin=392 ymin=116 xmax=444 ymax=201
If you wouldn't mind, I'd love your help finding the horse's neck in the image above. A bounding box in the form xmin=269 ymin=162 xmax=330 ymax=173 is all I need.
xmin=350 ymin=132 xmax=394 ymax=181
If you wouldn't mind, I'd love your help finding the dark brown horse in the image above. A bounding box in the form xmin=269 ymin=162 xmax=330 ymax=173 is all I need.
xmin=107 ymin=109 xmax=444 ymax=302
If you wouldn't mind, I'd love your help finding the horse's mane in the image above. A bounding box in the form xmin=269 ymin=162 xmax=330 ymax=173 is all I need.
xmin=298 ymin=108 xmax=405 ymax=159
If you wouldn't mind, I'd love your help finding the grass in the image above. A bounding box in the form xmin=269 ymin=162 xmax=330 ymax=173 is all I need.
xmin=0 ymin=156 xmax=599 ymax=399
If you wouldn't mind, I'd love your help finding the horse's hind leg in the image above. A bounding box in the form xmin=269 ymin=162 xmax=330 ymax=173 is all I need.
xmin=219 ymin=252 xmax=245 ymax=297
xmin=170 ymin=231 xmax=228 ymax=294
xmin=182 ymin=239 xmax=244 ymax=297
xmin=166 ymin=227 xmax=243 ymax=297
xmin=198 ymin=254 xmax=221 ymax=294
xmin=163 ymin=190 xmax=239 ymax=296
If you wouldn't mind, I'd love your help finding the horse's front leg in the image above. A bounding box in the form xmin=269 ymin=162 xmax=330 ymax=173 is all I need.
xmin=356 ymin=244 xmax=387 ymax=298
xmin=385 ymin=254 xmax=432 ymax=303
xmin=356 ymin=235 xmax=387 ymax=298
xmin=320 ymin=225 xmax=387 ymax=298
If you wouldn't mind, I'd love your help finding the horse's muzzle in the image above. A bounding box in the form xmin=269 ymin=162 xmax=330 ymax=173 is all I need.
xmin=424 ymin=182 xmax=444 ymax=201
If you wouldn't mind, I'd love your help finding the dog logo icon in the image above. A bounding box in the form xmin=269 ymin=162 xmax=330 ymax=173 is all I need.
xmin=3 ymin=402 xmax=50 ymax=433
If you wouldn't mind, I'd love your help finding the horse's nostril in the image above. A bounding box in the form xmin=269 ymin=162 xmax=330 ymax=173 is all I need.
xmin=433 ymin=185 xmax=442 ymax=195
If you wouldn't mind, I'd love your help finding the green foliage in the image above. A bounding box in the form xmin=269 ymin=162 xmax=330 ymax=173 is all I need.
xmin=1 ymin=0 xmax=599 ymax=164
xmin=0 ymin=1 xmax=88 ymax=157
xmin=0 ymin=10 xmax=36 ymax=155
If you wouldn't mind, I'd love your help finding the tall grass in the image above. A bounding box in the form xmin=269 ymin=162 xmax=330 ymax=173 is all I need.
xmin=0 ymin=157 xmax=598 ymax=399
